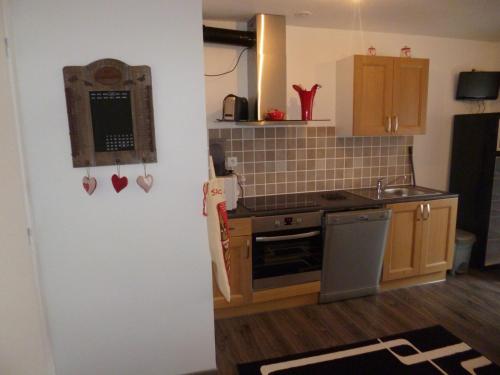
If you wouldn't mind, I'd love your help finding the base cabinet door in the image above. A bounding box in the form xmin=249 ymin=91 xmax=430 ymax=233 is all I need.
xmin=382 ymin=201 xmax=423 ymax=281
xmin=420 ymin=198 xmax=458 ymax=274
xmin=382 ymin=198 xmax=458 ymax=282
xmin=213 ymin=235 xmax=252 ymax=309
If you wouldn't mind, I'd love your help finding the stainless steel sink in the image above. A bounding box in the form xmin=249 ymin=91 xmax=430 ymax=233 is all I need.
xmin=349 ymin=186 xmax=441 ymax=200
xmin=383 ymin=187 xmax=432 ymax=197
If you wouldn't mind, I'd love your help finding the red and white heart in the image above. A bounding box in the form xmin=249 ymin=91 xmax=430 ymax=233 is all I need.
xmin=111 ymin=174 xmax=128 ymax=193
xmin=137 ymin=174 xmax=154 ymax=193
xmin=82 ymin=176 xmax=97 ymax=195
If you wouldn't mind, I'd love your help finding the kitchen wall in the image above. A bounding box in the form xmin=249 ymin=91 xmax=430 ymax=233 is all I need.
xmin=204 ymin=20 xmax=500 ymax=192
xmin=8 ymin=1 xmax=215 ymax=374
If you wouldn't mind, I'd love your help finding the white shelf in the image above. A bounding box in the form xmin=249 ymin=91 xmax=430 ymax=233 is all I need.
xmin=207 ymin=119 xmax=333 ymax=129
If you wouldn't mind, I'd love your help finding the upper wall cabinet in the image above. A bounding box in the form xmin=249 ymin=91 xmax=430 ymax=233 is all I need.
xmin=336 ymin=55 xmax=429 ymax=137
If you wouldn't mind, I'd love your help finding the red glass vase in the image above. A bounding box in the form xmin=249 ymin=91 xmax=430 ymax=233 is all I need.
xmin=293 ymin=84 xmax=320 ymax=121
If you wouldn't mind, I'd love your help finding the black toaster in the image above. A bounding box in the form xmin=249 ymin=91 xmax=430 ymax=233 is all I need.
xmin=222 ymin=94 xmax=248 ymax=121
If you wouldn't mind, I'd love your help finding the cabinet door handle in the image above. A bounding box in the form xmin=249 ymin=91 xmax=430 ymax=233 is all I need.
xmin=246 ymin=239 xmax=250 ymax=259
xmin=393 ymin=115 xmax=399 ymax=132
xmin=419 ymin=204 xmax=424 ymax=220
xmin=386 ymin=116 xmax=392 ymax=133
xmin=425 ymin=203 xmax=431 ymax=220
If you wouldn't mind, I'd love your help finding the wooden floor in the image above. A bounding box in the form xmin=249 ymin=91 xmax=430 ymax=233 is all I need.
xmin=214 ymin=269 xmax=500 ymax=374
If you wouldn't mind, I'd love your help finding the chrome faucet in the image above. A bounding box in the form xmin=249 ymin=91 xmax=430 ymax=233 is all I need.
xmin=377 ymin=175 xmax=411 ymax=197
xmin=376 ymin=178 xmax=385 ymax=196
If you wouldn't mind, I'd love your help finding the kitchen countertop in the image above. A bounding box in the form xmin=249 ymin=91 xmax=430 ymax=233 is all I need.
xmin=227 ymin=186 xmax=458 ymax=219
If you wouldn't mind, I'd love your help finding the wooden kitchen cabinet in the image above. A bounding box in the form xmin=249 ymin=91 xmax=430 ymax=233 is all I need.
xmin=336 ymin=55 xmax=429 ymax=136
xmin=352 ymin=56 xmax=394 ymax=136
xmin=212 ymin=219 xmax=252 ymax=309
xmin=382 ymin=201 xmax=423 ymax=281
xmin=382 ymin=198 xmax=457 ymax=283
xmin=392 ymin=58 xmax=429 ymax=135
xmin=420 ymin=198 xmax=458 ymax=274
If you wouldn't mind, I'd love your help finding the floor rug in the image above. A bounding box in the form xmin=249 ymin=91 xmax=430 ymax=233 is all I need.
xmin=238 ymin=325 xmax=499 ymax=374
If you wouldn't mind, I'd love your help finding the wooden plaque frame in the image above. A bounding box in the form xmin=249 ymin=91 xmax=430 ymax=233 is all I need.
xmin=63 ymin=59 xmax=156 ymax=167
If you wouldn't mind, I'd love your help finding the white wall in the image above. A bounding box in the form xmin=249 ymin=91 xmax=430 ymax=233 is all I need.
xmin=0 ymin=2 xmax=54 ymax=373
xmin=8 ymin=1 xmax=215 ymax=374
xmin=204 ymin=20 xmax=249 ymax=123
xmin=205 ymin=23 xmax=500 ymax=190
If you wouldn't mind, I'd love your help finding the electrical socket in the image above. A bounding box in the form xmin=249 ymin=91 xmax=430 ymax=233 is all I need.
xmin=226 ymin=156 xmax=238 ymax=169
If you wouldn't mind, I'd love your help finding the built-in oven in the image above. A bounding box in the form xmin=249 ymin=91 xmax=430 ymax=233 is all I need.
xmin=252 ymin=211 xmax=323 ymax=290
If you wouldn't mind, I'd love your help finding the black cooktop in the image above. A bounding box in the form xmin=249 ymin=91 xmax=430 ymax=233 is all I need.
xmin=241 ymin=193 xmax=320 ymax=212
xmin=321 ymin=192 xmax=348 ymax=201
xmin=241 ymin=192 xmax=352 ymax=213
xmin=230 ymin=190 xmax=391 ymax=218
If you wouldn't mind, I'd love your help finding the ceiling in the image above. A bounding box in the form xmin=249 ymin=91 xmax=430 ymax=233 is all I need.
xmin=203 ymin=0 xmax=500 ymax=42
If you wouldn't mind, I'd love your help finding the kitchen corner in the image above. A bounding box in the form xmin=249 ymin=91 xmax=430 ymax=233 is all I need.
xmin=205 ymin=14 xmax=459 ymax=320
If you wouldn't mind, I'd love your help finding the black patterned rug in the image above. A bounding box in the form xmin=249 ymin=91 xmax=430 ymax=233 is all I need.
xmin=238 ymin=326 xmax=499 ymax=374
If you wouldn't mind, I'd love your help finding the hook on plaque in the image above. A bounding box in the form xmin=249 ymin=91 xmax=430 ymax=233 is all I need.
xmin=115 ymin=159 xmax=121 ymax=176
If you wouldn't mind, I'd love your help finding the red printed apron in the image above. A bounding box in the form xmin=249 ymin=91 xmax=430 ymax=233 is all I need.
xmin=203 ymin=157 xmax=231 ymax=302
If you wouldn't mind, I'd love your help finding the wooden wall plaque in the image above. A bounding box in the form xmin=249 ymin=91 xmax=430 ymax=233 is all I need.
xmin=63 ymin=59 xmax=156 ymax=167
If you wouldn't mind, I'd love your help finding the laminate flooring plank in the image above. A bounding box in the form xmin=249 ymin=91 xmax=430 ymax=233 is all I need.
xmin=214 ymin=270 xmax=500 ymax=374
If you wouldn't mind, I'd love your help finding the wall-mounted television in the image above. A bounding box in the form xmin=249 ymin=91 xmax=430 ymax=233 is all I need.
xmin=456 ymin=71 xmax=500 ymax=100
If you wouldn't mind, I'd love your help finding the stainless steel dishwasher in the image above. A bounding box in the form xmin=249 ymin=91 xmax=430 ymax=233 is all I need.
xmin=320 ymin=208 xmax=391 ymax=303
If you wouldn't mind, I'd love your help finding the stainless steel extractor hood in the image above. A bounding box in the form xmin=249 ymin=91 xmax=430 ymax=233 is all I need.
xmin=247 ymin=14 xmax=287 ymax=121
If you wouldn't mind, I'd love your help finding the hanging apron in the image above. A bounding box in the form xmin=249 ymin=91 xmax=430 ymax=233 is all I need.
xmin=203 ymin=157 xmax=231 ymax=302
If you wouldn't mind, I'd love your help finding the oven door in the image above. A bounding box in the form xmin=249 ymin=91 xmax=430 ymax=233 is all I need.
xmin=252 ymin=228 xmax=323 ymax=290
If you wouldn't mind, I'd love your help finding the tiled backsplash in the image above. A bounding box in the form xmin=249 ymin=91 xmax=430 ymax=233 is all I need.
xmin=208 ymin=126 xmax=413 ymax=197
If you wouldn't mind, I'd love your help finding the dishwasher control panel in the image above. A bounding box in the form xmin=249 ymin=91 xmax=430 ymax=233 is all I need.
xmin=325 ymin=209 xmax=392 ymax=225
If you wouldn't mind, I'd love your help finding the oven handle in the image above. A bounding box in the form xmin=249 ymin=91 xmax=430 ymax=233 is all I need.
xmin=255 ymin=230 xmax=321 ymax=242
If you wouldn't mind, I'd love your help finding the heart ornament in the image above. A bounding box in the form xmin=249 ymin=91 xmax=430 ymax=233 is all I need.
xmin=137 ymin=174 xmax=154 ymax=193
xmin=111 ymin=174 xmax=128 ymax=193
xmin=82 ymin=176 xmax=97 ymax=195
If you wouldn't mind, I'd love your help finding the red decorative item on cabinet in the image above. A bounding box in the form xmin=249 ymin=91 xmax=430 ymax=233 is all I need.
xmin=401 ymin=46 xmax=412 ymax=57
xmin=293 ymin=84 xmax=321 ymax=121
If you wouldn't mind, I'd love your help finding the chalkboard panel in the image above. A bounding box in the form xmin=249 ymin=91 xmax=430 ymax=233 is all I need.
xmin=89 ymin=91 xmax=135 ymax=152
xmin=63 ymin=59 xmax=156 ymax=167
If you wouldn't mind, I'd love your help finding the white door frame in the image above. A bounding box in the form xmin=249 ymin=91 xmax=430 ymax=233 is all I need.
xmin=0 ymin=0 xmax=55 ymax=373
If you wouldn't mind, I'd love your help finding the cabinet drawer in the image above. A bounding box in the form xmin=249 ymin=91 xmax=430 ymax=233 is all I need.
xmin=228 ymin=218 xmax=251 ymax=237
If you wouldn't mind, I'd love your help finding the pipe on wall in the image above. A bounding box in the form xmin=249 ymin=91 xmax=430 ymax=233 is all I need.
xmin=203 ymin=25 xmax=256 ymax=47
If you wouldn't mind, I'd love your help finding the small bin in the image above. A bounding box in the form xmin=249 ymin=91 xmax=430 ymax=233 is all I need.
xmin=452 ymin=229 xmax=476 ymax=275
